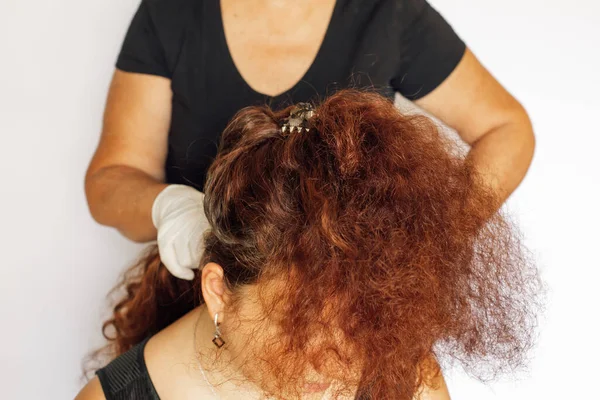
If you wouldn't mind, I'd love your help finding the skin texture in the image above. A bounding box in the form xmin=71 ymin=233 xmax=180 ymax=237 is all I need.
xmin=220 ymin=0 xmax=338 ymax=97
xmin=75 ymin=263 xmax=452 ymax=400
xmin=84 ymin=71 xmax=170 ymax=242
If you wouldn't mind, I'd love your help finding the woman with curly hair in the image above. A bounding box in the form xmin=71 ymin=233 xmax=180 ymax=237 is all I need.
xmin=77 ymin=90 xmax=541 ymax=400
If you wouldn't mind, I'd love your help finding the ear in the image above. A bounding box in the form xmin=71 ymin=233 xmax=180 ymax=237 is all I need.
xmin=201 ymin=262 xmax=228 ymax=321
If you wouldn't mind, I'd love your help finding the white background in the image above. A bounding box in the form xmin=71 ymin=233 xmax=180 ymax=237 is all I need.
xmin=1 ymin=0 xmax=599 ymax=399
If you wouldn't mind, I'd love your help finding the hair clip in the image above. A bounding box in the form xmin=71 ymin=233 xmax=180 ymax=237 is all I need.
xmin=281 ymin=103 xmax=316 ymax=134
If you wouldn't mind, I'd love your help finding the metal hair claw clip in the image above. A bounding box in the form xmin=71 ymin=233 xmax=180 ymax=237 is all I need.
xmin=281 ymin=102 xmax=316 ymax=134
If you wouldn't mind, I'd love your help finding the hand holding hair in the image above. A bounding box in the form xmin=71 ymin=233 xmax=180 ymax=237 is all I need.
xmin=151 ymin=184 xmax=209 ymax=280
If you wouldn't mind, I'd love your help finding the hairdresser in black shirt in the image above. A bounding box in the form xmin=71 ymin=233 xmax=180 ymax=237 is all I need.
xmin=85 ymin=0 xmax=534 ymax=281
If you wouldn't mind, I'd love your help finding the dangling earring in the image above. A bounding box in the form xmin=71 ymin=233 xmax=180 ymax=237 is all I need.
xmin=212 ymin=312 xmax=226 ymax=348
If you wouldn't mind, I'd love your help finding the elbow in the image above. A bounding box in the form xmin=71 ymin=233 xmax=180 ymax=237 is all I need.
xmin=84 ymin=165 xmax=158 ymax=244
xmin=84 ymin=167 xmax=112 ymax=227
xmin=501 ymin=103 xmax=536 ymax=167
xmin=505 ymin=107 xmax=536 ymax=188
xmin=85 ymin=175 xmax=149 ymax=243
xmin=84 ymin=171 xmax=103 ymax=224
xmin=119 ymin=229 xmax=152 ymax=244
xmin=517 ymin=107 xmax=536 ymax=165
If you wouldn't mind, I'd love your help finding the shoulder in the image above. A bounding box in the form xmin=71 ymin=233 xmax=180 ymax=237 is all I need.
xmin=338 ymin=0 xmax=429 ymax=34
xmin=92 ymin=338 xmax=158 ymax=400
xmin=141 ymin=0 xmax=200 ymax=23
xmin=132 ymin=0 xmax=199 ymax=39
xmin=344 ymin=0 xmax=427 ymax=17
xmin=74 ymin=376 xmax=106 ymax=400
xmin=134 ymin=0 xmax=201 ymax=71
xmin=142 ymin=0 xmax=197 ymax=10
xmin=387 ymin=0 xmax=432 ymax=26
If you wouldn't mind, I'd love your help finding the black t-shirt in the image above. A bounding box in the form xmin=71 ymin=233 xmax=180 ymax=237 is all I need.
xmin=116 ymin=0 xmax=466 ymax=191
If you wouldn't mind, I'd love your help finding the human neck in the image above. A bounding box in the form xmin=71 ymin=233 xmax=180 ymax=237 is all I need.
xmin=193 ymin=305 xmax=264 ymax=399
xmin=192 ymin=305 xmax=342 ymax=400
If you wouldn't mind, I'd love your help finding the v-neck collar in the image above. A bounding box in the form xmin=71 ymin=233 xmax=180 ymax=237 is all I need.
xmin=213 ymin=0 xmax=341 ymax=99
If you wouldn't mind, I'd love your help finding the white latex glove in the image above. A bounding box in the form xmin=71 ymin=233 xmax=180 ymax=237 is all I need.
xmin=152 ymin=184 xmax=210 ymax=280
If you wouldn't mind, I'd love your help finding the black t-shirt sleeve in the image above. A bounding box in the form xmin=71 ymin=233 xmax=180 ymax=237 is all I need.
xmin=391 ymin=0 xmax=466 ymax=100
xmin=115 ymin=0 xmax=171 ymax=78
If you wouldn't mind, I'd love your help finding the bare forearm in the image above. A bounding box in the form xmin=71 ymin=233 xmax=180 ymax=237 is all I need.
xmin=466 ymin=114 xmax=535 ymax=209
xmin=85 ymin=165 xmax=168 ymax=242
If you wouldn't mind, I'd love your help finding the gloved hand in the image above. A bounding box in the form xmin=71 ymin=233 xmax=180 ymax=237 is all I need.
xmin=152 ymin=184 xmax=210 ymax=280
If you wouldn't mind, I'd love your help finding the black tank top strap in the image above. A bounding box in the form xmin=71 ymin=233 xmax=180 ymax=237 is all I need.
xmin=96 ymin=337 xmax=160 ymax=400
xmin=95 ymin=336 xmax=375 ymax=399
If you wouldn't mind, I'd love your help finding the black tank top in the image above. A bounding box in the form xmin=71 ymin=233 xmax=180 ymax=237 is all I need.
xmin=115 ymin=0 xmax=465 ymax=191
xmin=96 ymin=337 xmax=160 ymax=400
xmin=96 ymin=337 xmax=372 ymax=399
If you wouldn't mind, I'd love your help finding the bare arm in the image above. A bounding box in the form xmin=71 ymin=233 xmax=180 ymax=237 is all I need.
xmin=85 ymin=70 xmax=172 ymax=242
xmin=415 ymin=48 xmax=535 ymax=210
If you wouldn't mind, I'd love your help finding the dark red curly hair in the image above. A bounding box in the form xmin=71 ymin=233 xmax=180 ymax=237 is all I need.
xmin=89 ymin=89 xmax=542 ymax=400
